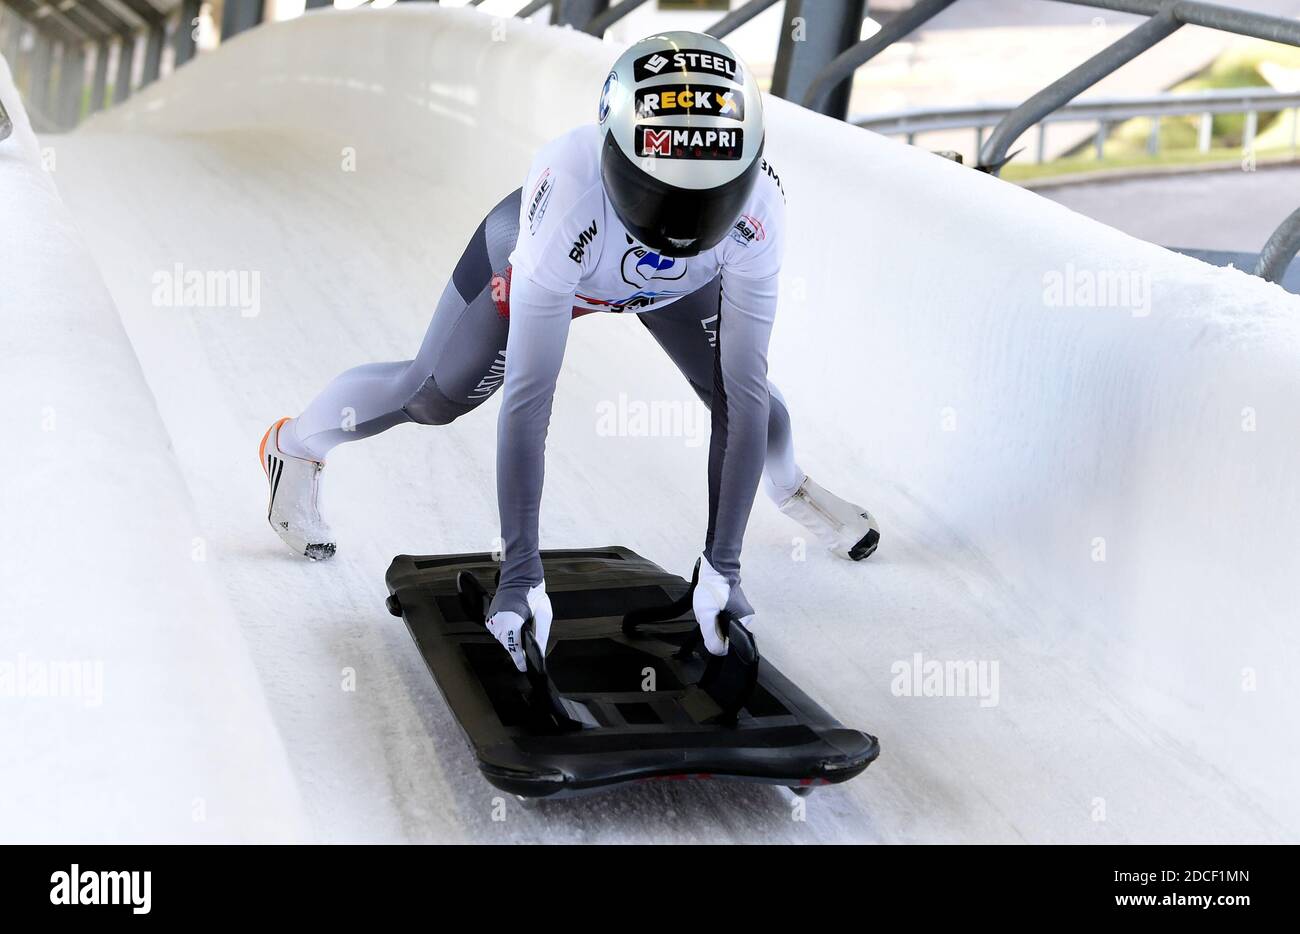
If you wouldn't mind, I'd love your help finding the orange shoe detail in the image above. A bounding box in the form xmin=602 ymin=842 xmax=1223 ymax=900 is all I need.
xmin=260 ymin=417 xmax=291 ymax=476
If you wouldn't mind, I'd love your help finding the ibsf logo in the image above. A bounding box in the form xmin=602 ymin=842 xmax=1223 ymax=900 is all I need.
xmin=730 ymin=213 xmax=765 ymax=246
xmin=527 ymin=168 xmax=553 ymax=234
xmin=598 ymin=71 xmax=617 ymax=123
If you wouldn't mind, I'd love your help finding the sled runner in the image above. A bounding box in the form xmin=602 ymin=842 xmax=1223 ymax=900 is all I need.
xmin=384 ymin=547 xmax=879 ymax=799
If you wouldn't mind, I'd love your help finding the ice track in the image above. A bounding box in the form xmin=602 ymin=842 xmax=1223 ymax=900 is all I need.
xmin=6 ymin=6 xmax=1300 ymax=842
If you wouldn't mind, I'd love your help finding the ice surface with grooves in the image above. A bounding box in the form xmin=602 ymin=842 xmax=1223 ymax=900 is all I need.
xmin=0 ymin=57 xmax=307 ymax=843
xmin=12 ymin=6 xmax=1300 ymax=842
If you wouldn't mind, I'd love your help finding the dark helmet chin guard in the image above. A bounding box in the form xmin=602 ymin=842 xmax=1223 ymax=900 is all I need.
xmin=600 ymin=133 xmax=762 ymax=257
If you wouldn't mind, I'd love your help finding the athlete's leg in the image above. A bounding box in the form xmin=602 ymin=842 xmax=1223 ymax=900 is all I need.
xmin=639 ymin=275 xmax=880 ymax=560
xmin=279 ymin=190 xmax=521 ymax=461
xmin=261 ymin=190 xmax=521 ymax=559
xmin=637 ymin=274 xmax=803 ymax=502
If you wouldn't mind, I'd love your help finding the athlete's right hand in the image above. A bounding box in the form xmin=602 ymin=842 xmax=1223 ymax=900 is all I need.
xmin=486 ymin=581 xmax=553 ymax=672
xmin=692 ymin=556 xmax=755 ymax=657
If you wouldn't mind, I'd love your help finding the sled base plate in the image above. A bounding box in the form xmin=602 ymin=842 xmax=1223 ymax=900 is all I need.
xmin=385 ymin=546 xmax=879 ymax=799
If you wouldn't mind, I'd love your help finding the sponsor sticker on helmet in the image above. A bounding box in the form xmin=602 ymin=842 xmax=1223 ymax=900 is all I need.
xmin=634 ymin=84 xmax=744 ymax=121
xmin=599 ymin=71 xmax=617 ymax=124
xmin=633 ymin=49 xmax=738 ymax=83
xmin=635 ymin=125 xmax=743 ymax=160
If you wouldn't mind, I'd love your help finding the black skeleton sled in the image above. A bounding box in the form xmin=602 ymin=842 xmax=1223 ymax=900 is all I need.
xmin=384 ymin=547 xmax=879 ymax=799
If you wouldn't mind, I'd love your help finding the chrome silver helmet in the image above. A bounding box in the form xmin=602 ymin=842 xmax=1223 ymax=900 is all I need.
xmin=597 ymin=31 xmax=765 ymax=257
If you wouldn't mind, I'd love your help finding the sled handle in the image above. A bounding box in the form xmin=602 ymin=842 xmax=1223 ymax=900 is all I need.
xmin=621 ymin=558 xmax=700 ymax=634
xmin=457 ymin=570 xmax=584 ymax=732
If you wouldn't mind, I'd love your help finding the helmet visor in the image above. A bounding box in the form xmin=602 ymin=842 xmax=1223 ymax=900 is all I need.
xmin=601 ymin=132 xmax=763 ymax=258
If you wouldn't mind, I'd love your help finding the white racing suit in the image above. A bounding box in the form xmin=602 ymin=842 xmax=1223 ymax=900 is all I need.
xmin=280 ymin=125 xmax=795 ymax=622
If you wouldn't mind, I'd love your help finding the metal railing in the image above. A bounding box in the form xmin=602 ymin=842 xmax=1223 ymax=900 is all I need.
xmin=857 ymin=87 xmax=1300 ymax=164
xmin=1257 ymin=209 xmax=1300 ymax=282
xmin=514 ymin=0 xmax=555 ymax=18
xmin=4 ymin=0 xmax=1298 ymax=286
xmin=706 ymin=0 xmax=781 ymax=39
xmin=0 ymin=0 xmax=185 ymax=131
xmin=802 ymin=0 xmax=1300 ymax=284
xmin=583 ymin=0 xmax=653 ymax=36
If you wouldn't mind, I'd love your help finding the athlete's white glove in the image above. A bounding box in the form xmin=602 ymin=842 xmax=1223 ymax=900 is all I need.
xmin=486 ymin=581 xmax=553 ymax=672
xmin=692 ymin=556 xmax=755 ymax=657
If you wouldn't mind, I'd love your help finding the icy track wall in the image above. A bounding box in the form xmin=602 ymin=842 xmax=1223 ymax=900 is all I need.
xmin=49 ymin=5 xmax=1300 ymax=809
xmin=0 ymin=58 xmax=306 ymax=842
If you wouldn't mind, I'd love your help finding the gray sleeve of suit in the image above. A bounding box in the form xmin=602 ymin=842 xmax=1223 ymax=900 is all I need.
xmin=704 ymin=270 xmax=779 ymax=610
xmin=489 ymin=274 xmax=574 ymax=620
xmin=487 ymin=147 xmax=601 ymax=621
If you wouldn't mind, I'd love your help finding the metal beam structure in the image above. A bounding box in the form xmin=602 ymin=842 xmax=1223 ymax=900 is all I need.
xmin=5 ymin=0 xmax=89 ymax=45
xmin=706 ymin=0 xmax=781 ymax=39
xmin=57 ymin=39 xmax=87 ymax=128
xmin=111 ymin=0 xmax=167 ymax=29
xmin=804 ymin=0 xmax=1300 ymax=156
xmin=770 ymin=0 xmax=867 ymax=121
xmin=2 ymin=14 xmax=22 ymax=63
xmin=174 ymin=0 xmax=202 ymax=65
xmin=977 ymin=2 xmax=1300 ymax=172
xmin=796 ymin=0 xmax=1300 ymax=287
xmin=64 ymin=1 xmax=139 ymax=38
xmin=802 ymin=0 xmax=957 ymax=115
xmin=0 ymin=0 xmax=179 ymax=129
xmin=29 ymin=30 xmax=53 ymax=116
xmin=551 ymin=0 xmax=607 ymax=28
xmin=858 ymin=87 xmax=1300 ymax=136
xmin=112 ymin=30 xmax=134 ymax=104
xmin=141 ymin=19 xmax=163 ymax=83
xmin=222 ymin=0 xmax=265 ymax=42
xmin=583 ymin=0 xmax=649 ymax=37
xmin=515 ymin=0 xmax=553 ymax=20
xmin=2 ymin=0 xmax=152 ymax=42
xmin=1061 ymin=0 xmax=1300 ymax=42
xmin=978 ymin=10 xmax=1181 ymax=171
xmin=90 ymin=36 xmax=110 ymax=112
xmin=0 ymin=11 xmax=14 ymax=137
xmin=42 ymin=5 xmax=106 ymax=40
xmin=4 ymin=0 xmax=1296 ymax=281
xmin=1256 ymin=209 xmax=1300 ymax=285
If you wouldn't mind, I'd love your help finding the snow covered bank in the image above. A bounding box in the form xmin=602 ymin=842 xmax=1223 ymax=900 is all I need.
xmin=0 ymin=57 xmax=306 ymax=842
xmin=39 ymin=6 xmax=1300 ymax=841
